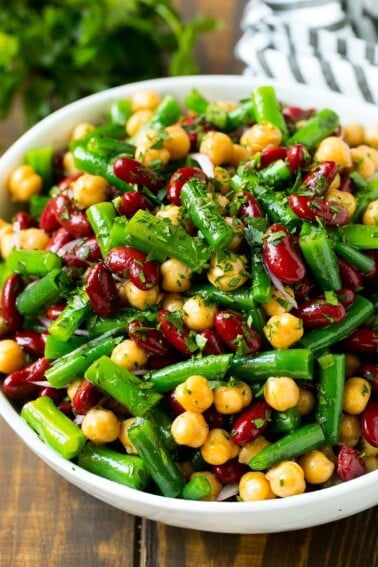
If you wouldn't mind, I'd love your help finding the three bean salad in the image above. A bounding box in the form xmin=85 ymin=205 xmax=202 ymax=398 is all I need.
xmin=0 ymin=85 xmax=377 ymax=502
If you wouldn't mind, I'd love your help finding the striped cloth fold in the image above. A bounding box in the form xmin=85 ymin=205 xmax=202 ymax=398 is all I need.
xmin=235 ymin=0 xmax=378 ymax=104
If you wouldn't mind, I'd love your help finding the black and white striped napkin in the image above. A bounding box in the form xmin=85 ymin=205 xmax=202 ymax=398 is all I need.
xmin=235 ymin=0 xmax=378 ymax=104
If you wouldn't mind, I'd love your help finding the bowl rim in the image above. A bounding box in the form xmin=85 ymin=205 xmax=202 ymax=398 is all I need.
xmin=0 ymin=74 xmax=377 ymax=526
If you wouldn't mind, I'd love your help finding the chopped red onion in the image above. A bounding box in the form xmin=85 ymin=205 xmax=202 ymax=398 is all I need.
xmin=216 ymin=483 xmax=239 ymax=501
xmin=189 ymin=152 xmax=215 ymax=178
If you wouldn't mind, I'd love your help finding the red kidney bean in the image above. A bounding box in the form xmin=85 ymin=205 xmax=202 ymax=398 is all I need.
xmin=72 ymin=379 xmax=103 ymax=415
xmin=116 ymin=191 xmax=152 ymax=218
xmin=302 ymin=161 xmax=338 ymax=195
xmin=338 ymin=174 xmax=355 ymax=194
xmin=167 ymin=391 xmax=185 ymax=417
xmin=237 ymin=190 xmax=264 ymax=219
xmin=84 ymin=262 xmax=120 ymax=318
xmin=15 ymin=330 xmax=46 ymax=357
xmin=58 ymin=400 xmax=75 ymax=420
xmin=200 ymin=329 xmax=225 ymax=355
xmin=38 ymin=386 xmax=65 ymax=404
xmin=214 ymin=310 xmax=262 ymax=354
xmin=230 ymin=401 xmax=272 ymax=446
xmin=282 ymin=106 xmax=315 ymax=124
xmin=336 ymin=446 xmax=365 ymax=481
xmin=262 ymin=224 xmax=306 ymax=284
xmin=258 ymin=146 xmax=288 ymax=169
xmin=286 ymin=144 xmax=309 ymax=173
xmin=50 ymin=194 xmax=92 ymax=238
xmin=39 ymin=199 xmax=61 ymax=232
xmin=57 ymin=172 xmax=82 ymax=192
xmin=128 ymin=320 xmax=171 ymax=356
xmin=13 ymin=211 xmax=37 ymax=230
xmin=105 ymin=245 xmax=159 ymax=290
xmin=1 ymin=274 xmax=24 ymax=332
xmin=203 ymin=405 xmax=226 ymax=429
xmin=294 ymin=298 xmax=346 ymax=330
xmin=361 ymin=399 xmax=378 ymax=448
xmin=181 ymin=115 xmax=211 ymax=151
xmin=167 ymin=166 xmax=208 ymax=206
xmin=357 ymin=362 xmax=378 ymax=395
xmin=46 ymin=304 xmax=66 ymax=320
xmin=337 ymin=257 xmax=363 ymax=290
xmin=213 ymin=458 xmax=249 ymax=484
xmin=45 ymin=227 xmax=73 ymax=253
xmin=343 ymin=327 xmax=378 ymax=353
xmin=293 ymin=276 xmax=316 ymax=302
xmin=113 ymin=157 xmax=163 ymax=193
xmin=2 ymin=357 xmax=52 ymax=400
xmin=157 ymin=309 xmax=194 ymax=356
xmin=147 ymin=353 xmax=181 ymax=371
xmin=64 ymin=237 xmax=102 ymax=269
xmin=288 ymin=194 xmax=349 ymax=227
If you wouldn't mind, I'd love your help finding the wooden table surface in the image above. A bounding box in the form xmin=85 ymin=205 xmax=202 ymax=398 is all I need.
xmin=0 ymin=1 xmax=377 ymax=566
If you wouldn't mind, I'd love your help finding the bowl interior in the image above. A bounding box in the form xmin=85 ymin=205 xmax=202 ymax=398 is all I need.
xmin=1 ymin=75 xmax=377 ymax=533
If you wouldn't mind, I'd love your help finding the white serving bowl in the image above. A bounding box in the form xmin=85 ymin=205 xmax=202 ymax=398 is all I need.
xmin=0 ymin=75 xmax=377 ymax=534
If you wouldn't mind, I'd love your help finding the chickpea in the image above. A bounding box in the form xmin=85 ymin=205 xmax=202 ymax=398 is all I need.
xmin=343 ymin=377 xmax=371 ymax=415
xmin=263 ymin=313 xmax=304 ymax=349
xmin=298 ymin=450 xmax=335 ymax=484
xmin=210 ymin=192 xmax=229 ymax=215
xmin=8 ymin=164 xmax=43 ymax=203
xmin=342 ymin=123 xmax=365 ymax=147
xmin=339 ymin=413 xmax=361 ymax=447
xmin=155 ymin=204 xmax=183 ymax=226
xmin=189 ymin=471 xmax=222 ymax=501
xmin=213 ymin=166 xmax=232 ymax=194
xmin=207 ymin=252 xmax=248 ymax=291
xmin=360 ymin=437 xmax=378 ymax=458
xmin=135 ymin=128 xmax=170 ymax=166
xmin=362 ymin=199 xmax=378 ymax=225
xmin=72 ymin=173 xmax=108 ymax=209
xmin=239 ymin=471 xmax=276 ymax=501
xmin=363 ymin=123 xmax=378 ymax=148
xmin=164 ymin=125 xmax=191 ymax=161
xmin=200 ymin=428 xmax=238 ymax=465
xmin=364 ymin=456 xmax=378 ymax=473
xmin=216 ymin=100 xmax=237 ymax=112
xmin=70 ymin=122 xmax=95 ymax=141
xmin=81 ymin=407 xmax=120 ymax=444
xmin=199 ymin=131 xmax=234 ymax=165
xmin=126 ymin=109 xmax=153 ymax=137
xmin=162 ymin=292 xmax=185 ymax=312
xmin=265 ymin=460 xmax=306 ymax=498
xmin=229 ymin=143 xmax=250 ymax=167
xmin=182 ymin=296 xmax=217 ymax=332
xmin=130 ymin=90 xmax=161 ymax=112
xmin=325 ymin=188 xmax=356 ymax=219
xmin=122 ymin=281 xmax=161 ymax=309
xmin=224 ymin=216 xmax=245 ymax=250
xmin=295 ymin=388 xmax=315 ymax=416
xmin=67 ymin=378 xmax=84 ymax=401
xmin=240 ymin=123 xmax=282 ymax=155
xmin=160 ymin=258 xmax=192 ymax=292
xmin=213 ymin=381 xmax=252 ymax=414
xmin=314 ymin=136 xmax=352 ymax=169
xmin=111 ymin=339 xmax=148 ymax=371
xmin=264 ymin=376 xmax=300 ymax=412
xmin=62 ymin=151 xmax=81 ymax=176
xmin=262 ymin=286 xmax=296 ymax=316
xmin=171 ymin=411 xmax=209 ymax=448
xmin=0 ymin=339 xmax=25 ymax=374
xmin=351 ymin=145 xmax=376 ymax=179
xmin=345 ymin=353 xmax=361 ymax=378
xmin=238 ymin=436 xmax=271 ymax=465
xmin=174 ymin=375 xmax=214 ymax=413
xmin=119 ymin=417 xmax=139 ymax=455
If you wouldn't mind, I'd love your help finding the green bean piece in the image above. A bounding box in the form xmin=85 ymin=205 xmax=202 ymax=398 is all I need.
xmin=180 ymin=179 xmax=234 ymax=250
xmin=150 ymin=94 xmax=182 ymax=129
xmin=188 ymin=283 xmax=256 ymax=311
xmin=184 ymin=88 xmax=209 ymax=114
xmin=182 ymin=473 xmax=212 ymax=500
xmin=44 ymin=334 xmax=87 ymax=359
xmin=248 ymin=182 xmax=301 ymax=232
xmin=299 ymin=222 xmax=341 ymax=291
xmin=78 ymin=442 xmax=150 ymax=490
xmin=48 ymin=287 xmax=91 ymax=342
xmin=205 ymin=102 xmax=228 ymax=130
xmin=147 ymin=405 xmax=178 ymax=454
xmin=16 ymin=268 xmax=65 ymax=316
xmin=316 ymin=353 xmax=345 ymax=445
xmin=251 ymin=85 xmax=288 ymax=140
xmin=125 ymin=209 xmax=210 ymax=271
xmin=249 ymin=423 xmax=325 ymax=471
xmin=88 ymin=308 xmax=157 ymax=338
xmin=25 ymin=145 xmax=53 ymax=189
xmin=87 ymin=136 xmax=135 ymax=159
xmin=21 ymin=396 xmax=86 ymax=460
xmin=45 ymin=331 xmax=122 ymax=388
xmin=259 ymin=159 xmax=292 ymax=189
xmin=128 ymin=417 xmax=185 ymax=498
xmin=251 ymin=248 xmax=272 ymax=304
xmin=352 ymin=176 xmax=378 ymax=221
xmin=229 ymin=349 xmax=314 ymax=381
xmin=340 ymin=224 xmax=378 ymax=250
xmin=226 ymin=100 xmax=255 ymax=131
xmin=301 ymin=294 xmax=374 ymax=354
xmin=7 ymin=249 xmax=62 ymax=277
xmin=332 ymin=241 xmax=375 ymax=273
xmin=73 ymin=145 xmax=132 ymax=192
xmin=85 ymin=356 xmax=162 ymax=416
xmin=109 ymin=99 xmax=132 ymax=125
xmin=268 ymin=407 xmax=302 ymax=437
xmin=289 ymin=108 xmax=340 ymax=149
xmin=146 ymin=354 xmax=233 ymax=393
xmin=86 ymin=201 xmax=117 ymax=257
xmin=29 ymin=194 xmax=50 ymax=219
